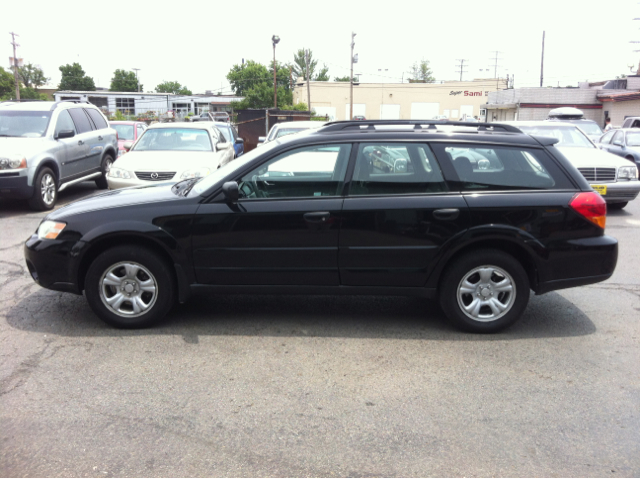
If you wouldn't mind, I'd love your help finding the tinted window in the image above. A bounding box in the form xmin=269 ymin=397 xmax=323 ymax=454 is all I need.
xmin=85 ymin=108 xmax=108 ymax=130
xmin=67 ymin=108 xmax=93 ymax=134
xmin=434 ymin=144 xmax=572 ymax=191
xmin=350 ymin=143 xmax=446 ymax=196
xmin=55 ymin=110 xmax=76 ymax=137
xmin=239 ymin=144 xmax=351 ymax=199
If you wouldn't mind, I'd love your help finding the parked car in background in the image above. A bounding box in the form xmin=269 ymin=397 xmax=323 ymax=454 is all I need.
xmin=352 ymin=115 xmax=366 ymax=120
xmin=621 ymin=117 xmax=640 ymax=128
xmin=598 ymin=128 xmax=640 ymax=168
xmin=109 ymin=121 xmax=147 ymax=157
xmin=0 ymin=100 xmax=117 ymax=210
xmin=258 ymin=120 xmax=326 ymax=146
xmin=212 ymin=122 xmax=244 ymax=158
xmin=24 ymin=119 xmax=618 ymax=333
xmin=507 ymin=121 xmax=640 ymax=209
xmin=546 ymin=107 xmax=603 ymax=142
xmin=107 ymin=122 xmax=234 ymax=189
xmin=191 ymin=112 xmax=231 ymax=123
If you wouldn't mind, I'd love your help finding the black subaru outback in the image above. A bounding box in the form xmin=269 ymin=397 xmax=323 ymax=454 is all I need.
xmin=24 ymin=120 xmax=618 ymax=333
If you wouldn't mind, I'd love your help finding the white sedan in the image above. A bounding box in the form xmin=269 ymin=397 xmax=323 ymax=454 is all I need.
xmin=107 ymin=123 xmax=234 ymax=189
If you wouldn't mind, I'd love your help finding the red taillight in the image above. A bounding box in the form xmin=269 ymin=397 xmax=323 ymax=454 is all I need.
xmin=570 ymin=192 xmax=607 ymax=229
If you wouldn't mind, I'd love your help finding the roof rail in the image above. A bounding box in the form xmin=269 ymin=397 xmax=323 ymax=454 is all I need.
xmin=50 ymin=99 xmax=90 ymax=111
xmin=319 ymin=120 xmax=523 ymax=134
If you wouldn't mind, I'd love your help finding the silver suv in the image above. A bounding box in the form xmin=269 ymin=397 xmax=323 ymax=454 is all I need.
xmin=0 ymin=100 xmax=117 ymax=210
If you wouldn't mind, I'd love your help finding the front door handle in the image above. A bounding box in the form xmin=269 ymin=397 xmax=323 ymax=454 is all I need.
xmin=98 ymin=136 xmax=103 ymax=141
xmin=433 ymin=208 xmax=460 ymax=220
xmin=78 ymin=140 xmax=84 ymax=145
xmin=303 ymin=211 xmax=331 ymax=223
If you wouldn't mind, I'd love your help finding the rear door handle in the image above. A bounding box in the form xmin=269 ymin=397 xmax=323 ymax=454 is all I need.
xmin=78 ymin=140 xmax=84 ymax=145
xmin=433 ymin=208 xmax=460 ymax=220
xmin=303 ymin=211 xmax=331 ymax=223
xmin=98 ymin=136 xmax=103 ymax=141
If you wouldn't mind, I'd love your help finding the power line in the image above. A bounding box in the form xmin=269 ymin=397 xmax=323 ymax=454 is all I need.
xmin=455 ymin=59 xmax=468 ymax=81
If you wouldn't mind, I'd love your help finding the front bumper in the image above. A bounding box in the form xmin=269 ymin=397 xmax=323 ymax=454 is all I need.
xmin=0 ymin=172 xmax=33 ymax=200
xmin=593 ymin=180 xmax=640 ymax=203
xmin=24 ymin=234 xmax=83 ymax=295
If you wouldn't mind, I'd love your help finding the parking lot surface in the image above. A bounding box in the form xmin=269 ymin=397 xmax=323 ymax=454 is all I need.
xmin=1 ymin=182 xmax=639 ymax=477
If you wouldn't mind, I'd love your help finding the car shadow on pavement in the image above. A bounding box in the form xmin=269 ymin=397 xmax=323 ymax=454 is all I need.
xmin=6 ymin=287 xmax=596 ymax=342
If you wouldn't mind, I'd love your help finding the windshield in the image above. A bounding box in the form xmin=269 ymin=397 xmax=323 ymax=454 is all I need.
xmin=574 ymin=122 xmax=602 ymax=136
xmin=627 ymin=132 xmax=640 ymax=147
xmin=133 ymin=128 xmax=212 ymax=151
xmin=111 ymin=124 xmax=134 ymax=140
xmin=191 ymin=140 xmax=281 ymax=196
xmin=518 ymin=125 xmax=594 ymax=148
xmin=0 ymin=111 xmax=52 ymax=138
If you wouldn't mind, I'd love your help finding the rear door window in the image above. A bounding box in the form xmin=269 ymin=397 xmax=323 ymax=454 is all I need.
xmin=67 ymin=108 xmax=93 ymax=133
xmin=432 ymin=144 xmax=573 ymax=191
xmin=85 ymin=108 xmax=108 ymax=130
xmin=349 ymin=143 xmax=446 ymax=196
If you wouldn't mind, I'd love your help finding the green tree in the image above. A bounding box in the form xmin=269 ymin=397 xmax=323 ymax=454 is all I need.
xmin=407 ymin=60 xmax=435 ymax=83
xmin=292 ymin=49 xmax=329 ymax=81
xmin=0 ymin=67 xmax=15 ymax=99
xmin=19 ymin=87 xmax=48 ymax=100
xmin=155 ymin=81 xmax=192 ymax=95
xmin=19 ymin=63 xmax=49 ymax=89
xmin=110 ymin=69 xmax=140 ymax=91
xmin=58 ymin=63 xmax=96 ymax=91
xmin=227 ymin=60 xmax=293 ymax=109
xmin=334 ymin=75 xmax=355 ymax=82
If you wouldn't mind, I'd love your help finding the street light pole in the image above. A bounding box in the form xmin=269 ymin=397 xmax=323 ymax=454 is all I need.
xmin=132 ymin=68 xmax=140 ymax=92
xmin=350 ymin=32 xmax=356 ymax=120
xmin=272 ymin=35 xmax=280 ymax=108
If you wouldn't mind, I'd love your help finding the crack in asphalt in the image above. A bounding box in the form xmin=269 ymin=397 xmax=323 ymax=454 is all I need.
xmin=0 ymin=339 xmax=63 ymax=396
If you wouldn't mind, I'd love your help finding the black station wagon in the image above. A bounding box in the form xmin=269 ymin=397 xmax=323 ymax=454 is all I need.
xmin=24 ymin=120 xmax=618 ymax=333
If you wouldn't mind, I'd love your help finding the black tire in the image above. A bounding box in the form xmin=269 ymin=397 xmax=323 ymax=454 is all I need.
xmin=85 ymin=245 xmax=175 ymax=328
xmin=439 ymin=249 xmax=530 ymax=333
xmin=608 ymin=202 xmax=628 ymax=210
xmin=28 ymin=167 xmax=57 ymax=211
xmin=95 ymin=154 xmax=114 ymax=189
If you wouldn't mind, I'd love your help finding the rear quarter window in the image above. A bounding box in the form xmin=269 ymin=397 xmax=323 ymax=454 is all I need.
xmin=432 ymin=144 xmax=574 ymax=191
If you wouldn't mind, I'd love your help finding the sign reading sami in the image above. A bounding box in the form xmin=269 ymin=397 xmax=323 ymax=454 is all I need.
xmin=449 ymin=91 xmax=487 ymax=96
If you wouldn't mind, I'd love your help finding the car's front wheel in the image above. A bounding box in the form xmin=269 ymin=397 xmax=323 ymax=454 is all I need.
xmin=28 ymin=167 xmax=57 ymax=211
xmin=85 ymin=245 xmax=175 ymax=328
xmin=439 ymin=249 xmax=530 ymax=333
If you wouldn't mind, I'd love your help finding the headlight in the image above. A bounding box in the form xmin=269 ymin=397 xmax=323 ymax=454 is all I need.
xmin=108 ymin=167 xmax=132 ymax=179
xmin=181 ymin=168 xmax=211 ymax=179
xmin=618 ymin=166 xmax=638 ymax=179
xmin=0 ymin=154 xmax=27 ymax=170
xmin=37 ymin=221 xmax=66 ymax=240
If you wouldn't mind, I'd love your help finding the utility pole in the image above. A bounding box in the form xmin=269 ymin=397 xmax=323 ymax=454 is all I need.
xmin=272 ymin=35 xmax=280 ymax=108
xmin=305 ymin=49 xmax=311 ymax=114
xmin=350 ymin=32 xmax=356 ymax=120
xmin=540 ymin=31 xmax=545 ymax=87
xmin=9 ymin=32 xmax=20 ymax=100
xmin=455 ymin=59 xmax=468 ymax=81
xmin=132 ymin=68 xmax=140 ymax=92
xmin=289 ymin=66 xmax=292 ymax=89
xmin=489 ymin=51 xmax=502 ymax=90
xmin=631 ymin=18 xmax=640 ymax=74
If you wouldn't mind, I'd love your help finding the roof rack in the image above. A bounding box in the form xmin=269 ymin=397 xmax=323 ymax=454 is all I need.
xmin=50 ymin=99 xmax=90 ymax=111
xmin=319 ymin=120 xmax=523 ymax=134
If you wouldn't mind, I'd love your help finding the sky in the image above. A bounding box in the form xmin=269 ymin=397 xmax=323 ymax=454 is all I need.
xmin=2 ymin=0 xmax=640 ymax=95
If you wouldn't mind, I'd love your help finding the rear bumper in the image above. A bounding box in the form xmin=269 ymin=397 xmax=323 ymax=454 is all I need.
xmin=536 ymin=234 xmax=618 ymax=294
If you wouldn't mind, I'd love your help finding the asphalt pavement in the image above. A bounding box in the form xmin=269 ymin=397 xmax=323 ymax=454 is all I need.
xmin=1 ymin=182 xmax=638 ymax=477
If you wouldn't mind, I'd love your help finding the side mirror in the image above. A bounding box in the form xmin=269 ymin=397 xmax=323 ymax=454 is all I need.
xmin=236 ymin=137 xmax=244 ymax=144
xmin=123 ymin=141 xmax=133 ymax=151
xmin=217 ymin=142 xmax=231 ymax=150
xmin=394 ymin=158 xmax=408 ymax=173
xmin=222 ymin=181 xmax=239 ymax=203
xmin=258 ymin=136 xmax=266 ymax=144
xmin=56 ymin=129 xmax=75 ymax=139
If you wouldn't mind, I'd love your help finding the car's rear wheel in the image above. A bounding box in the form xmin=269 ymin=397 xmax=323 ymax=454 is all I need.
xmin=28 ymin=167 xmax=57 ymax=211
xmin=85 ymin=245 xmax=175 ymax=328
xmin=95 ymin=154 xmax=114 ymax=189
xmin=608 ymin=201 xmax=628 ymax=210
xmin=439 ymin=249 xmax=530 ymax=333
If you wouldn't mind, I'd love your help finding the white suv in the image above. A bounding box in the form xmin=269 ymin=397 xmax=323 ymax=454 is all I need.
xmin=0 ymin=100 xmax=118 ymax=210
